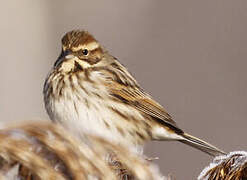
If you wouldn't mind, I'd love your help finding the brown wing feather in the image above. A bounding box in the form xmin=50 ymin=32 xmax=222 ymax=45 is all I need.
xmin=108 ymin=80 xmax=183 ymax=133
xmin=95 ymin=60 xmax=183 ymax=133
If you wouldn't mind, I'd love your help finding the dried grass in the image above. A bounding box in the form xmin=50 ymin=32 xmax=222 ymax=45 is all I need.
xmin=0 ymin=121 xmax=165 ymax=180
xmin=198 ymin=151 xmax=247 ymax=180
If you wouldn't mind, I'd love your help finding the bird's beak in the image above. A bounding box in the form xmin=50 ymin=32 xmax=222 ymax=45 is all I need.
xmin=54 ymin=50 xmax=74 ymax=68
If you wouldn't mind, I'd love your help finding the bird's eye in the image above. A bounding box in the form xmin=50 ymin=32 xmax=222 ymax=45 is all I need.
xmin=82 ymin=49 xmax=89 ymax=56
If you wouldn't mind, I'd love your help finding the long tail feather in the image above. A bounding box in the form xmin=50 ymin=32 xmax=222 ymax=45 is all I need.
xmin=179 ymin=133 xmax=226 ymax=157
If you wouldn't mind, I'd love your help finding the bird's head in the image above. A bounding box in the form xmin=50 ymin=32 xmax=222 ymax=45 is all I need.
xmin=54 ymin=30 xmax=104 ymax=73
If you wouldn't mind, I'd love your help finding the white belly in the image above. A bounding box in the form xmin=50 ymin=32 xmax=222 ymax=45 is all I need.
xmin=53 ymin=97 xmax=118 ymax=141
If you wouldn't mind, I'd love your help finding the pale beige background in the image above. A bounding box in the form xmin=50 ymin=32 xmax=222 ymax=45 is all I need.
xmin=1 ymin=0 xmax=247 ymax=179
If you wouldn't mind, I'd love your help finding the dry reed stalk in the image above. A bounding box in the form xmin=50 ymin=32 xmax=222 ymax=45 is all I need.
xmin=0 ymin=121 xmax=165 ymax=180
xmin=198 ymin=151 xmax=247 ymax=180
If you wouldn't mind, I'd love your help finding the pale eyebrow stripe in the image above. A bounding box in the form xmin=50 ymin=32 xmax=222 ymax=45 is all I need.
xmin=85 ymin=41 xmax=100 ymax=51
xmin=71 ymin=41 xmax=100 ymax=51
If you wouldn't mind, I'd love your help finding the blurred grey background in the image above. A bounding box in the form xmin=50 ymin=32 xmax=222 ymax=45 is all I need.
xmin=1 ymin=0 xmax=247 ymax=179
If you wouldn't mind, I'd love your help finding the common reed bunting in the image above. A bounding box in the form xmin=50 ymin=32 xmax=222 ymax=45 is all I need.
xmin=44 ymin=30 xmax=225 ymax=156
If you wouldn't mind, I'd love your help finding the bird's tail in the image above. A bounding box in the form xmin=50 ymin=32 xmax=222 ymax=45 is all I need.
xmin=179 ymin=133 xmax=226 ymax=157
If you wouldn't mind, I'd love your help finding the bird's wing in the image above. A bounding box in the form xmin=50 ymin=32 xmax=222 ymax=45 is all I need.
xmin=107 ymin=80 xmax=183 ymax=133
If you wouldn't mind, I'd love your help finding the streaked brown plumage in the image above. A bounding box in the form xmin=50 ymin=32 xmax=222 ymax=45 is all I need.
xmin=44 ymin=30 xmax=225 ymax=156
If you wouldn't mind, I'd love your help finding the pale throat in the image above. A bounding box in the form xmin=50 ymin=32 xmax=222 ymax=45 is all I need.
xmin=59 ymin=58 xmax=91 ymax=73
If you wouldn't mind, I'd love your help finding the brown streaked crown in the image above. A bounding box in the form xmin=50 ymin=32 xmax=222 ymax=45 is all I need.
xmin=61 ymin=30 xmax=103 ymax=65
xmin=62 ymin=30 xmax=95 ymax=49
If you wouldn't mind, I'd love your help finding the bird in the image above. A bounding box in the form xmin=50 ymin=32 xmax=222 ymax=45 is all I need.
xmin=43 ymin=30 xmax=225 ymax=156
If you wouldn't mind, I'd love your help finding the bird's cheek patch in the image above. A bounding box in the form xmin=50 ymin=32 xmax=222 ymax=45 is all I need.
xmin=60 ymin=60 xmax=74 ymax=72
xmin=77 ymin=60 xmax=92 ymax=69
